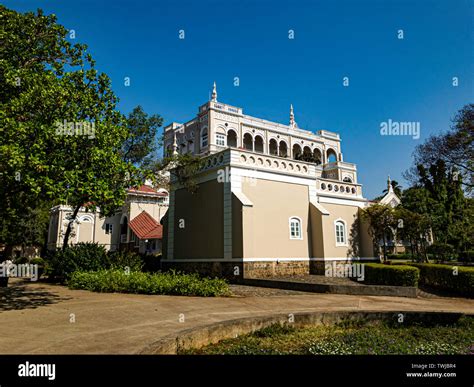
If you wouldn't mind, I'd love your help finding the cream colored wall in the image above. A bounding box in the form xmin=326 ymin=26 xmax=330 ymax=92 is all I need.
xmin=319 ymin=203 xmax=364 ymax=258
xmin=172 ymin=179 xmax=224 ymax=259
xmin=309 ymin=204 xmax=325 ymax=258
xmin=51 ymin=208 xmax=121 ymax=251
xmin=129 ymin=202 xmax=168 ymax=222
xmin=241 ymin=179 xmax=310 ymax=258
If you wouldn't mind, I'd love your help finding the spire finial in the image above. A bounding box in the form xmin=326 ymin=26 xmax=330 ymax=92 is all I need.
xmin=387 ymin=175 xmax=393 ymax=193
xmin=172 ymin=132 xmax=178 ymax=156
xmin=211 ymin=81 xmax=217 ymax=102
xmin=289 ymin=104 xmax=296 ymax=128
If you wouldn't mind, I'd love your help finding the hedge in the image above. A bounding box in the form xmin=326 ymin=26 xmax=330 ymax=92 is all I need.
xmin=408 ymin=263 xmax=474 ymax=297
xmin=68 ymin=269 xmax=230 ymax=297
xmin=386 ymin=253 xmax=413 ymax=260
xmin=363 ymin=263 xmax=420 ymax=287
xmin=45 ymin=243 xmax=143 ymax=280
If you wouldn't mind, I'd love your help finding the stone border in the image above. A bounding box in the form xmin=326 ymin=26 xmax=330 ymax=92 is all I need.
xmin=241 ymin=278 xmax=418 ymax=298
xmin=138 ymin=311 xmax=471 ymax=354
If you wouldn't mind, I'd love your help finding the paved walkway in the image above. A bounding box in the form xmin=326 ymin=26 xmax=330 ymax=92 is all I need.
xmin=1 ymin=279 xmax=473 ymax=354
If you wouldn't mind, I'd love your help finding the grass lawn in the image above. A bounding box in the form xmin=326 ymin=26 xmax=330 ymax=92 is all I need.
xmin=182 ymin=317 xmax=474 ymax=355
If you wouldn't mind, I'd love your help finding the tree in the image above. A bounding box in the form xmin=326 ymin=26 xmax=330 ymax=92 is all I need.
xmin=404 ymin=104 xmax=473 ymax=194
xmin=360 ymin=204 xmax=397 ymax=262
xmin=121 ymin=105 xmax=163 ymax=167
xmin=394 ymin=207 xmax=431 ymax=262
xmin=0 ymin=6 xmax=145 ymax=252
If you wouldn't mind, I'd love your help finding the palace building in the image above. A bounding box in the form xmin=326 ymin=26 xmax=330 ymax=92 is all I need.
xmin=161 ymin=83 xmax=377 ymax=278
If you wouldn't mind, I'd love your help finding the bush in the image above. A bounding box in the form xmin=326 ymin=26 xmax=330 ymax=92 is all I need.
xmin=409 ymin=263 xmax=474 ymax=297
xmin=459 ymin=251 xmax=474 ymax=263
xmin=426 ymin=243 xmax=455 ymax=261
xmin=68 ymin=269 xmax=230 ymax=297
xmin=46 ymin=243 xmax=108 ymax=280
xmin=13 ymin=256 xmax=29 ymax=264
xmin=107 ymin=250 xmax=143 ymax=271
xmin=386 ymin=253 xmax=413 ymax=260
xmin=142 ymin=254 xmax=161 ymax=272
xmin=363 ymin=263 xmax=420 ymax=287
xmin=30 ymin=257 xmax=45 ymax=266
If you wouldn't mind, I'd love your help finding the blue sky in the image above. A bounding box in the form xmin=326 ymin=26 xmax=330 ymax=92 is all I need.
xmin=4 ymin=0 xmax=473 ymax=198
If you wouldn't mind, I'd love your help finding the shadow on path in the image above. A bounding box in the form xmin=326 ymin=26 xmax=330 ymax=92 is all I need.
xmin=0 ymin=280 xmax=71 ymax=312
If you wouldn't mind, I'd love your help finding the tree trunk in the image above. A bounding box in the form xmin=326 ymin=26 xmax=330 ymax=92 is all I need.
xmin=62 ymin=204 xmax=82 ymax=251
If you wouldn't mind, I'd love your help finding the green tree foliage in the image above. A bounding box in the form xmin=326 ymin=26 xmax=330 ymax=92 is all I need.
xmin=404 ymin=104 xmax=473 ymax=194
xmin=121 ymin=105 xmax=163 ymax=167
xmin=0 ymin=6 xmax=147 ymax=251
xmin=360 ymin=204 xmax=397 ymax=262
xmin=394 ymin=207 xmax=431 ymax=262
xmin=415 ymin=160 xmax=471 ymax=251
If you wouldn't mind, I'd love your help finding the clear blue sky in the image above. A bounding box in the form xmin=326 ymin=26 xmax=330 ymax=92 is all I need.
xmin=4 ymin=0 xmax=473 ymax=198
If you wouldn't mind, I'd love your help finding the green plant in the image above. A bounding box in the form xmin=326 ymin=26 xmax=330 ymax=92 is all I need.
xmin=408 ymin=263 xmax=474 ymax=297
xmin=459 ymin=250 xmax=474 ymax=263
xmin=386 ymin=253 xmax=413 ymax=260
xmin=426 ymin=243 xmax=455 ymax=261
xmin=68 ymin=269 xmax=230 ymax=297
xmin=107 ymin=250 xmax=143 ymax=271
xmin=363 ymin=263 xmax=420 ymax=287
xmin=46 ymin=243 xmax=108 ymax=280
xmin=30 ymin=257 xmax=45 ymax=266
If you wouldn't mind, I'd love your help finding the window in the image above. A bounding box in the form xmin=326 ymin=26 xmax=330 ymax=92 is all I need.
xmin=289 ymin=217 xmax=302 ymax=239
xmin=105 ymin=224 xmax=113 ymax=234
xmin=335 ymin=220 xmax=347 ymax=245
xmin=216 ymin=133 xmax=226 ymax=146
xmin=201 ymin=128 xmax=208 ymax=148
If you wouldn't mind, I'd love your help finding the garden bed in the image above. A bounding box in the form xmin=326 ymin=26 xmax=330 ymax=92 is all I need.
xmin=182 ymin=316 xmax=474 ymax=355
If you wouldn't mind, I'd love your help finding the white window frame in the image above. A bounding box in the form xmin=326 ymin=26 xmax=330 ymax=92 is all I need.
xmin=334 ymin=219 xmax=348 ymax=246
xmin=200 ymin=127 xmax=208 ymax=148
xmin=289 ymin=216 xmax=303 ymax=240
xmin=105 ymin=223 xmax=113 ymax=235
xmin=216 ymin=133 xmax=226 ymax=147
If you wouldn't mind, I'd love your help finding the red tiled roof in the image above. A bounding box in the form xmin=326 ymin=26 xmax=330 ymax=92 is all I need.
xmin=127 ymin=185 xmax=168 ymax=196
xmin=129 ymin=211 xmax=163 ymax=239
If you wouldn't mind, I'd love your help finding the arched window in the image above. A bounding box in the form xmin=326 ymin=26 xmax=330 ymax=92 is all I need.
xmin=327 ymin=148 xmax=338 ymax=163
xmin=269 ymin=139 xmax=278 ymax=155
xmin=201 ymin=128 xmax=208 ymax=148
xmin=279 ymin=141 xmax=288 ymax=157
xmin=335 ymin=220 xmax=347 ymax=246
xmin=289 ymin=217 xmax=302 ymax=240
xmin=292 ymin=144 xmax=302 ymax=160
xmin=243 ymin=133 xmax=253 ymax=151
xmin=254 ymin=135 xmax=264 ymax=153
xmin=313 ymin=148 xmax=322 ymax=165
xmin=227 ymin=130 xmax=237 ymax=148
xmin=343 ymin=176 xmax=352 ymax=183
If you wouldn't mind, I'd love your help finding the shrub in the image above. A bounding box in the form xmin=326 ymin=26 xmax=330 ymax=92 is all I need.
xmin=107 ymin=250 xmax=143 ymax=271
xmin=459 ymin=251 xmax=474 ymax=263
xmin=363 ymin=263 xmax=419 ymax=287
xmin=30 ymin=257 xmax=45 ymax=266
xmin=142 ymin=254 xmax=161 ymax=272
xmin=46 ymin=243 xmax=108 ymax=280
xmin=426 ymin=243 xmax=455 ymax=261
xmin=68 ymin=269 xmax=230 ymax=297
xmin=386 ymin=253 xmax=413 ymax=260
xmin=13 ymin=256 xmax=29 ymax=264
xmin=408 ymin=263 xmax=474 ymax=297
